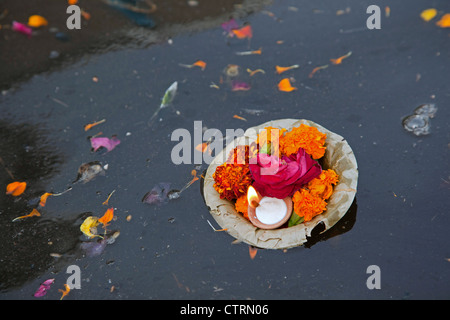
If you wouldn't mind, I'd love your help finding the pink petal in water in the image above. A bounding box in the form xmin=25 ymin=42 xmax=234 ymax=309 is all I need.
xmin=33 ymin=278 xmax=55 ymax=297
xmin=90 ymin=136 xmax=121 ymax=152
xmin=12 ymin=21 xmax=32 ymax=37
xmin=231 ymin=80 xmax=251 ymax=91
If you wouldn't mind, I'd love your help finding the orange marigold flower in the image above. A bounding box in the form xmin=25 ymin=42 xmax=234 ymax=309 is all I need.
xmin=307 ymin=169 xmax=339 ymax=200
xmin=213 ymin=163 xmax=253 ymax=201
xmin=292 ymin=188 xmax=327 ymax=222
xmin=235 ymin=194 xmax=249 ymax=220
xmin=280 ymin=124 xmax=326 ymax=159
xmin=256 ymin=126 xmax=286 ymax=157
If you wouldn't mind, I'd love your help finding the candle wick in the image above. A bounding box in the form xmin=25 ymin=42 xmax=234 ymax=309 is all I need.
xmin=251 ymin=200 xmax=260 ymax=208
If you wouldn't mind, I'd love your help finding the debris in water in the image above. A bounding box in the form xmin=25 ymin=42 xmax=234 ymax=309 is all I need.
xmin=402 ymin=103 xmax=437 ymax=136
xmin=142 ymin=182 xmax=171 ymax=205
xmin=33 ymin=279 xmax=55 ymax=298
xmin=148 ymin=81 xmax=178 ymax=126
xmin=74 ymin=161 xmax=105 ymax=183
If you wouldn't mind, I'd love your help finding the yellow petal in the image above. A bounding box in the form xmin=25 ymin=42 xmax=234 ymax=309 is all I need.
xmin=80 ymin=216 xmax=101 ymax=238
xmin=28 ymin=15 xmax=48 ymax=28
xmin=420 ymin=8 xmax=437 ymax=22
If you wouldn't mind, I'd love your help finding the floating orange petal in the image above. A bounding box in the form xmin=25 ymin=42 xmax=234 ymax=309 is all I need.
xmin=436 ymin=13 xmax=450 ymax=28
xmin=28 ymin=15 xmax=48 ymax=28
xmin=195 ymin=142 xmax=209 ymax=153
xmin=232 ymin=25 xmax=253 ymax=39
xmin=59 ymin=284 xmax=71 ymax=300
xmin=6 ymin=181 xmax=26 ymax=196
xmin=81 ymin=9 xmax=91 ymax=20
xmin=39 ymin=192 xmax=53 ymax=207
xmin=330 ymin=51 xmax=352 ymax=65
xmin=102 ymin=190 xmax=116 ymax=206
xmin=308 ymin=64 xmax=329 ymax=78
xmin=68 ymin=0 xmax=78 ymax=4
xmin=98 ymin=208 xmax=114 ymax=227
xmin=277 ymin=78 xmax=297 ymax=92
xmin=233 ymin=115 xmax=247 ymax=121
xmin=249 ymin=246 xmax=258 ymax=260
xmin=12 ymin=208 xmax=41 ymax=222
xmin=275 ymin=64 xmax=299 ymax=74
xmin=192 ymin=60 xmax=206 ymax=70
xmin=84 ymin=119 xmax=106 ymax=131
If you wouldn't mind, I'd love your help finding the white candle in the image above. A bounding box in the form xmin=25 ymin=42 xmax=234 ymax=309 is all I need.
xmin=255 ymin=197 xmax=287 ymax=225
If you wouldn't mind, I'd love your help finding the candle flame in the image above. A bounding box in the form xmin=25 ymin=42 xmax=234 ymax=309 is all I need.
xmin=247 ymin=186 xmax=260 ymax=208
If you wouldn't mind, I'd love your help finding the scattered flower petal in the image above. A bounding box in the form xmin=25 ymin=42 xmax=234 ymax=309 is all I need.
xmin=179 ymin=60 xmax=206 ymax=70
xmin=277 ymin=78 xmax=297 ymax=92
xmin=12 ymin=21 xmax=32 ymax=37
xmin=34 ymin=279 xmax=55 ymax=298
xmin=275 ymin=65 xmax=299 ymax=74
xmin=90 ymin=136 xmax=121 ymax=152
xmin=80 ymin=216 xmax=102 ymax=239
xmin=12 ymin=208 xmax=41 ymax=222
xmin=6 ymin=181 xmax=26 ymax=196
xmin=308 ymin=64 xmax=329 ymax=78
xmin=231 ymin=25 xmax=253 ymax=39
xmin=231 ymin=80 xmax=251 ymax=91
xmin=27 ymin=15 xmax=48 ymax=28
xmin=235 ymin=48 xmax=261 ymax=55
xmin=233 ymin=115 xmax=247 ymax=121
xmin=330 ymin=51 xmax=352 ymax=65
xmin=58 ymin=284 xmax=70 ymax=300
xmin=436 ymin=13 xmax=450 ymax=28
xmin=84 ymin=119 xmax=106 ymax=131
xmin=81 ymin=239 xmax=107 ymax=257
xmin=246 ymin=68 xmax=265 ymax=76
xmin=420 ymin=8 xmax=437 ymax=22
xmin=221 ymin=18 xmax=239 ymax=33
xmin=98 ymin=208 xmax=114 ymax=228
xmin=249 ymin=246 xmax=257 ymax=260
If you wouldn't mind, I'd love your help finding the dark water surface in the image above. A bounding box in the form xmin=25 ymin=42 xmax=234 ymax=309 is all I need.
xmin=0 ymin=0 xmax=449 ymax=300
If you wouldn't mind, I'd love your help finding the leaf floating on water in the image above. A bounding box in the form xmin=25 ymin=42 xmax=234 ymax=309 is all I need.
xmin=436 ymin=13 xmax=450 ymax=28
xmin=80 ymin=216 xmax=102 ymax=239
xmin=90 ymin=136 xmax=121 ymax=153
xmin=330 ymin=51 xmax=352 ymax=65
xmin=12 ymin=208 xmax=40 ymax=222
xmin=142 ymin=182 xmax=172 ymax=205
xmin=6 ymin=181 xmax=26 ymax=196
xmin=74 ymin=161 xmax=105 ymax=183
xmin=420 ymin=8 xmax=437 ymax=22
xmin=33 ymin=279 xmax=55 ymax=298
xmin=278 ymin=78 xmax=297 ymax=92
xmin=149 ymin=81 xmax=178 ymax=125
xmin=27 ymin=15 xmax=48 ymax=28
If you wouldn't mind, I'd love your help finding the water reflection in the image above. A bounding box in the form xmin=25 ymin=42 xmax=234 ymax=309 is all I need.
xmin=0 ymin=120 xmax=79 ymax=292
xmin=0 ymin=0 xmax=271 ymax=90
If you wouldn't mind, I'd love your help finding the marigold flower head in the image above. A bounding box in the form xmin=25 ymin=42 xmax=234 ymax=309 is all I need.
xmin=256 ymin=126 xmax=286 ymax=157
xmin=307 ymin=169 xmax=339 ymax=200
xmin=292 ymin=188 xmax=327 ymax=222
xmin=235 ymin=194 xmax=249 ymax=220
xmin=213 ymin=163 xmax=253 ymax=201
xmin=280 ymin=124 xmax=326 ymax=159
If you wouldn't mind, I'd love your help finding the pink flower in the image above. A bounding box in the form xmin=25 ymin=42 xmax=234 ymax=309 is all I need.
xmin=12 ymin=21 xmax=32 ymax=37
xmin=249 ymin=148 xmax=322 ymax=199
xmin=90 ymin=136 xmax=121 ymax=152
